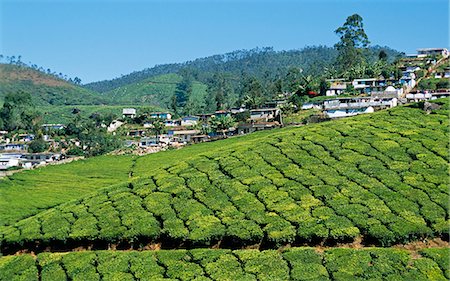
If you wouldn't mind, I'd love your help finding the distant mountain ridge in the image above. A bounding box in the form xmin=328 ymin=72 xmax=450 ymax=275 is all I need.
xmin=84 ymin=45 xmax=403 ymax=93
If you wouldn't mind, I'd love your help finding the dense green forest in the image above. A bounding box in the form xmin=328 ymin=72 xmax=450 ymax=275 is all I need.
xmin=85 ymin=44 xmax=403 ymax=116
xmin=85 ymin=45 xmax=401 ymax=94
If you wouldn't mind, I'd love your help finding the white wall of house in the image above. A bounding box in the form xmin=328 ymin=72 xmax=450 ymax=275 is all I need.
xmin=0 ymin=157 xmax=20 ymax=170
xmin=181 ymin=119 xmax=198 ymax=126
xmin=325 ymin=106 xmax=374 ymax=118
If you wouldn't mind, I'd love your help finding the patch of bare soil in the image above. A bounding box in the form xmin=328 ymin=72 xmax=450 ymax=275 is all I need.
xmin=393 ymin=238 xmax=449 ymax=251
xmin=0 ymin=65 xmax=71 ymax=87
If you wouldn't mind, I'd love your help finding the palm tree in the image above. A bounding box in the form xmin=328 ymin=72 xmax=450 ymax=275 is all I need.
xmin=150 ymin=118 xmax=165 ymax=144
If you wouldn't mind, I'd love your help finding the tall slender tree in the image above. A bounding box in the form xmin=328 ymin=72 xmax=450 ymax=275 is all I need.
xmin=334 ymin=14 xmax=370 ymax=72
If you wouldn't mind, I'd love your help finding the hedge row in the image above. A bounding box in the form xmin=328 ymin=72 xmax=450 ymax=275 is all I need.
xmin=1 ymin=247 xmax=448 ymax=281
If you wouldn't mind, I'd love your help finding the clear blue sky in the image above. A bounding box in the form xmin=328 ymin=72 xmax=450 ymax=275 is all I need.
xmin=1 ymin=0 xmax=448 ymax=83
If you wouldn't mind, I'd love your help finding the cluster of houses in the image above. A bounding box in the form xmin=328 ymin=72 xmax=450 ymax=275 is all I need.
xmin=0 ymin=125 xmax=69 ymax=171
xmin=1 ymin=47 xmax=447 ymax=164
xmin=0 ymin=152 xmax=65 ymax=171
xmin=121 ymin=106 xmax=283 ymax=149
xmin=326 ymin=48 xmax=449 ymax=97
xmin=316 ymin=48 xmax=450 ymax=118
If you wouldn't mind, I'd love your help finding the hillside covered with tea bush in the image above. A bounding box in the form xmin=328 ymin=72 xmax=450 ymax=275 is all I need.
xmin=0 ymin=99 xmax=448 ymax=279
xmin=1 ymin=100 xmax=449 ymax=249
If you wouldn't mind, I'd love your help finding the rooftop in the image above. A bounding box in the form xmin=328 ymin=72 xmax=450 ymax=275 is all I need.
xmin=250 ymin=108 xmax=278 ymax=112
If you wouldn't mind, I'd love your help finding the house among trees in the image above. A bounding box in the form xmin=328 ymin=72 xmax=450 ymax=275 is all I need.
xmin=370 ymin=86 xmax=404 ymax=99
xmin=326 ymin=79 xmax=348 ymax=96
xmin=237 ymin=107 xmax=283 ymax=135
xmin=238 ymin=122 xmax=281 ymax=134
xmin=250 ymin=108 xmax=282 ymax=123
xmin=0 ymin=155 xmax=20 ymax=170
xmin=326 ymin=77 xmax=406 ymax=96
xmin=150 ymin=112 xmax=172 ymax=120
xmin=0 ymin=143 xmax=28 ymax=152
xmin=181 ymin=116 xmax=199 ymax=127
xmin=196 ymin=113 xmax=214 ymax=123
xmin=168 ymin=129 xmax=201 ymax=144
xmin=214 ymin=110 xmax=230 ymax=118
xmin=164 ymin=119 xmax=181 ymax=127
xmin=127 ymin=129 xmax=146 ymax=137
xmin=122 ymin=108 xmax=137 ymax=119
xmin=417 ymin=48 xmax=449 ymax=58
xmin=107 ymin=120 xmax=124 ymax=133
xmin=323 ymin=97 xmax=398 ymax=118
xmin=139 ymin=135 xmax=170 ymax=147
xmin=405 ymin=92 xmax=433 ymax=102
xmin=17 ymin=134 xmax=34 ymax=143
xmin=42 ymin=124 xmax=65 ymax=131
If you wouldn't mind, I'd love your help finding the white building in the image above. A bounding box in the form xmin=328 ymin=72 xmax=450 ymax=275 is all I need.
xmin=122 ymin=108 xmax=137 ymax=119
xmin=406 ymin=93 xmax=432 ymax=102
xmin=168 ymin=129 xmax=201 ymax=143
xmin=323 ymin=97 xmax=398 ymax=118
xmin=107 ymin=120 xmax=124 ymax=133
xmin=0 ymin=155 xmax=20 ymax=170
xmin=326 ymin=79 xmax=348 ymax=96
xmin=181 ymin=116 xmax=199 ymax=127
xmin=150 ymin=112 xmax=172 ymax=120
xmin=417 ymin=48 xmax=449 ymax=58
xmin=250 ymin=108 xmax=281 ymax=122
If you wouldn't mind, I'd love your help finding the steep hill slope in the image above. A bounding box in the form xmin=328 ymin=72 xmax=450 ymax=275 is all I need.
xmin=0 ymin=64 xmax=107 ymax=106
xmin=0 ymin=99 xmax=448 ymax=253
xmin=103 ymin=73 xmax=208 ymax=108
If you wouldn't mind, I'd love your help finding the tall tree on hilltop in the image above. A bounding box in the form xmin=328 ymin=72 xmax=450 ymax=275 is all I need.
xmin=334 ymin=14 xmax=370 ymax=73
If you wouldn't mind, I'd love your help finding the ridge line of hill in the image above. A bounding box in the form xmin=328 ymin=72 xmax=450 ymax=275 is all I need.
xmin=83 ymin=45 xmax=401 ymax=93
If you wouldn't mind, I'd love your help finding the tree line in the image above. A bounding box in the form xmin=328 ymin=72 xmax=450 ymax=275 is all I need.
xmin=166 ymin=14 xmax=405 ymax=115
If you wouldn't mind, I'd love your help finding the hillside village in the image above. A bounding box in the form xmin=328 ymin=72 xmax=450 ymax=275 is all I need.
xmin=1 ymin=47 xmax=448 ymax=172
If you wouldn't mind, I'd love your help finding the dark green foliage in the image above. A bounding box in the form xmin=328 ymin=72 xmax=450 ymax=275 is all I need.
xmin=283 ymin=248 xmax=329 ymax=281
xmin=28 ymin=137 xmax=49 ymax=153
xmin=0 ymin=247 xmax=449 ymax=280
xmin=235 ymin=249 xmax=290 ymax=281
xmin=0 ymin=91 xmax=40 ymax=131
xmin=0 ymin=254 xmax=38 ymax=281
xmin=420 ymin=248 xmax=450 ymax=279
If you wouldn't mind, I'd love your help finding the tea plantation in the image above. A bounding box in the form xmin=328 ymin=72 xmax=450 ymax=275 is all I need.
xmin=0 ymin=99 xmax=448 ymax=279
xmin=1 ymin=247 xmax=448 ymax=281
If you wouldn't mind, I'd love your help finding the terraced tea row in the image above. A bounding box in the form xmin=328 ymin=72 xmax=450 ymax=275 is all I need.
xmin=1 ymin=247 xmax=448 ymax=281
xmin=1 ymin=103 xmax=448 ymax=252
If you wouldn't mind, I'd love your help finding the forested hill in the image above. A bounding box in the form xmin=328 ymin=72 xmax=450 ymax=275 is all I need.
xmin=0 ymin=64 xmax=107 ymax=106
xmin=84 ymin=45 xmax=403 ymax=93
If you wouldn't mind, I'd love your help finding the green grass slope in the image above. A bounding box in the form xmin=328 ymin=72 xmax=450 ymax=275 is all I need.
xmin=0 ymin=155 xmax=135 ymax=227
xmin=103 ymin=73 xmax=208 ymax=108
xmin=0 ymin=99 xmax=448 ymax=251
xmin=1 ymin=247 xmax=449 ymax=280
xmin=0 ymin=64 xmax=107 ymax=106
